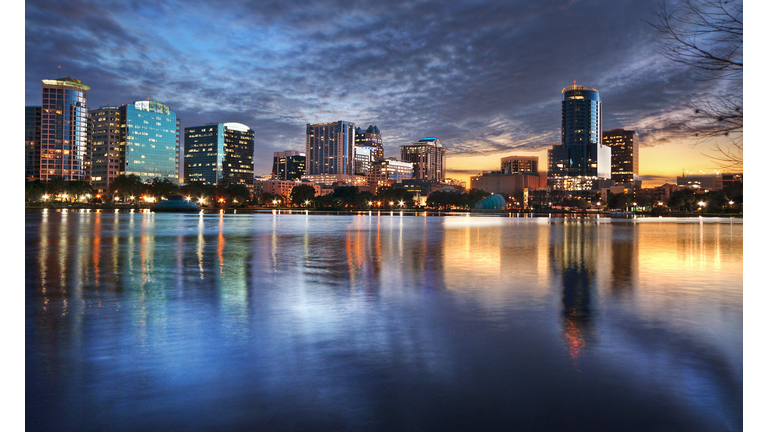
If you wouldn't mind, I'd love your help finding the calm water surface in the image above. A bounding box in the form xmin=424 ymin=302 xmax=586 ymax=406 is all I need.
xmin=25 ymin=210 xmax=743 ymax=431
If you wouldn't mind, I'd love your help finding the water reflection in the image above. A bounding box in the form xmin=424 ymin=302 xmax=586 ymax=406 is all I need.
xmin=552 ymin=221 xmax=601 ymax=364
xmin=25 ymin=212 xmax=742 ymax=431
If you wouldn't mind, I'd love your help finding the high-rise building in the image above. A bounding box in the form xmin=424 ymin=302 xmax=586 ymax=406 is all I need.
xmin=501 ymin=155 xmax=538 ymax=174
xmin=90 ymin=101 xmax=180 ymax=191
xmin=37 ymin=78 xmax=90 ymax=182
xmin=602 ymin=129 xmax=639 ymax=184
xmin=272 ymin=150 xmax=306 ymax=180
xmin=548 ymin=85 xmax=611 ymax=189
xmin=184 ymin=122 xmax=254 ymax=186
xmin=400 ymin=137 xmax=446 ymax=181
xmin=90 ymin=106 xmax=125 ymax=193
xmin=306 ymin=121 xmax=355 ymax=175
xmin=355 ymin=124 xmax=383 ymax=160
xmin=353 ymin=146 xmax=375 ymax=175
xmin=25 ymin=106 xmax=42 ymax=179
xmin=124 ymin=101 xmax=180 ymax=183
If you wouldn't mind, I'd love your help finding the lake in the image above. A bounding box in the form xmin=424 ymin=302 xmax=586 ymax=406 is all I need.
xmin=25 ymin=210 xmax=743 ymax=431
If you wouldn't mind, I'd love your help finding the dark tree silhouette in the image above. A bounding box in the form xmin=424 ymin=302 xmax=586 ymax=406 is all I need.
xmin=648 ymin=0 xmax=742 ymax=169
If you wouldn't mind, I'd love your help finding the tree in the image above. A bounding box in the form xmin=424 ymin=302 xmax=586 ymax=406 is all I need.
xmin=648 ymin=0 xmax=742 ymax=169
xmin=149 ymin=178 xmax=179 ymax=200
xmin=607 ymin=192 xmax=634 ymax=211
xmin=375 ymin=187 xmax=414 ymax=207
xmin=109 ymin=174 xmax=145 ymax=203
xmin=225 ymin=183 xmax=251 ymax=206
xmin=332 ymin=186 xmax=359 ymax=208
xmin=290 ymin=184 xmax=316 ymax=206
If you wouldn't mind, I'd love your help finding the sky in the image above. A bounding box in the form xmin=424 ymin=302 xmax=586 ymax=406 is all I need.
xmin=23 ymin=0 xmax=744 ymax=187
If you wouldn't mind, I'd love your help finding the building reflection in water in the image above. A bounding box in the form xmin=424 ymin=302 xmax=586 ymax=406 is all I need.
xmin=551 ymin=220 xmax=602 ymax=364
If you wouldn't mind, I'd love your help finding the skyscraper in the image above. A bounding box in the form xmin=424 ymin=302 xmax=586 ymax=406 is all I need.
xmin=272 ymin=150 xmax=306 ymax=180
xmin=306 ymin=121 xmax=355 ymax=175
xmin=90 ymin=106 xmax=125 ymax=193
xmin=37 ymin=78 xmax=90 ymax=182
xmin=184 ymin=122 xmax=255 ymax=186
xmin=124 ymin=101 xmax=180 ymax=183
xmin=548 ymin=85 xmax=611 ymax=188
xmin=25 ymin=106 xmax=42 ymax=179
xmin=400 ymin=137 xmax=446 ymax=181
xmin=90 ymin=101 xmax=180 ymax=191
xmin=602 ymin=129 xmax=639 ymax=184
xmin=355 ymin=124 xmax=383 ymax=160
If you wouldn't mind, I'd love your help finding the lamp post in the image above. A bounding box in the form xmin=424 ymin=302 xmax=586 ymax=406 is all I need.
xmin=698 ymin=201 xmax=706 ymax=216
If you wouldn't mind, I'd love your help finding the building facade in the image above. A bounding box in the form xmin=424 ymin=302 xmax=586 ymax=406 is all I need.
xmin=602 ymin=128 xmax=639 ymax=184
xmin=124 ymin=101 xmax=180 ymax=183
xmin=400 ymin=137 xmax=446 ymax=181
xmin=353 ymin=146 xmax=375 ymax=175
xmin=272 ymin=150 xmax=306 ymax=181
xmin=548 ymin=85 xmax=611 ymax=189
xmin=501 ymin=155 xmax=538 ymax=174
xmin=37 ymin=78 xmax=91 ymax=182
xmin=470 ymin=172 xmax=545 ymax=199
xmin=184 ymin=122 xmax=255 ymax=186
xmin=677 ymin=173 xmax=724 ymax=191
xmin=90 ymin=106 xmax=126 ymax=193
xmin=306 ymin=121 xmax=355 ymax=175
xmin=355 ymin=124 xmax=383 ymax=160
xmin=367 ymin=159 xmax=413 ymax=192
xmin=25 ymin=106 xmax=42 ymax=179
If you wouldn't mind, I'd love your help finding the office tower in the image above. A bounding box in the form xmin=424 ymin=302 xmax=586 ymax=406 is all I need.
xmin=124 ymin=101 xmax=180 ymax=183
xmin=25 ymin=106 xmax=42 ymax=179
xmin=272 ymin=150 xmax=306 ymax=180
xmin=306 ymin=121 xmax=355 ymax=175
xmin=367 ymin=158 xmax=413 ymax=192
xmin=38 ymin=78 xmax=90 ymax=182
xmin=90 ymin=101 xmax=180 ymax=190
xmin=353 ymin=146 xmax=375 ymax=175
xmin=602 ymin=129 xmax=639 ymax=184
xmin=90 ymin=106 xmax=125 ymax=193
xmin=548 ymin=85 xmax=611 ymax=186
xmin=355 ymin=124 xmax=383 ymax=160
xmin=501 ymin=155 xmax=538 ymax=174
xmin=184 ymin=122 xmax=255 ymax=186
xmin=399 ymin=137 xmax=446 ymax=181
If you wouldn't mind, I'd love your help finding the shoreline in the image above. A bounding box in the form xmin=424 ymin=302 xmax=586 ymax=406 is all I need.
xmin=24 ymin=204 xmax=743 ymax=219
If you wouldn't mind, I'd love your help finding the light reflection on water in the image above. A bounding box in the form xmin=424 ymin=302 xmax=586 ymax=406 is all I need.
xmin=25 ymin=211 xmax=742 ymax=431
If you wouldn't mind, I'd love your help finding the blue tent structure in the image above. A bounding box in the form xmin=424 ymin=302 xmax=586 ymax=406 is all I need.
xmin=474 ymin=194 xmax=506 ymax=210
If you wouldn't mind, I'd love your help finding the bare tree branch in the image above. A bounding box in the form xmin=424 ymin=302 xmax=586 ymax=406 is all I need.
xmin=648 ymin=0 xmax=742 ymax=169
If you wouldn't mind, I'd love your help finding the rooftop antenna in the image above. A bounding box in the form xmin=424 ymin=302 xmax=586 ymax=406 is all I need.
xmin=58 ymin=65 xmax=61 ymax=79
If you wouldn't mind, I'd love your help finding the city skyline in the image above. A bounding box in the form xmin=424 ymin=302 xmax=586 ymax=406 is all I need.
xmin=23 ymin=0 xmax=745 ymax=187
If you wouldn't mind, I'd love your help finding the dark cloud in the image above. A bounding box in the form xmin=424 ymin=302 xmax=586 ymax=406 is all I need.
xmin=25 ymin=0 xmax=724 ymax=176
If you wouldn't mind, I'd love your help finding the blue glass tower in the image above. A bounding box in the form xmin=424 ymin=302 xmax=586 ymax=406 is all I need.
xmin=38 ymin=78 xmax=90 ymax=181
xmin=124 ymin=101 xmax=180 ymax=183
xmin=548 ymin=85 xmax=611 ymax=184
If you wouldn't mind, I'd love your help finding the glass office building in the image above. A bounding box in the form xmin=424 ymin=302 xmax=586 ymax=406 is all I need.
xmin=355 ymin=124 xmax=383 ymax=160
xmin=271 ymin=150 xmax=306 ymax=181
xmin=602 ymin=128 xmax=639 ymax=184
xmin=124 ymin=101 xmax=179 ymax=183
xmin=25 ymin=106 xmax=42 ymax=179
xmin=548 ymin=85 xmax=611 ymax=189
xmin=38 ymin=78 xmax=90 ymax=182
xmin=184 ymin=122 xmax=255 ymax=186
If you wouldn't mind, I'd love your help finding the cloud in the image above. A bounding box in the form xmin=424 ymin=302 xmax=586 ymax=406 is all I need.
xmin=25 ymin=0 xmax=729 ymax=178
